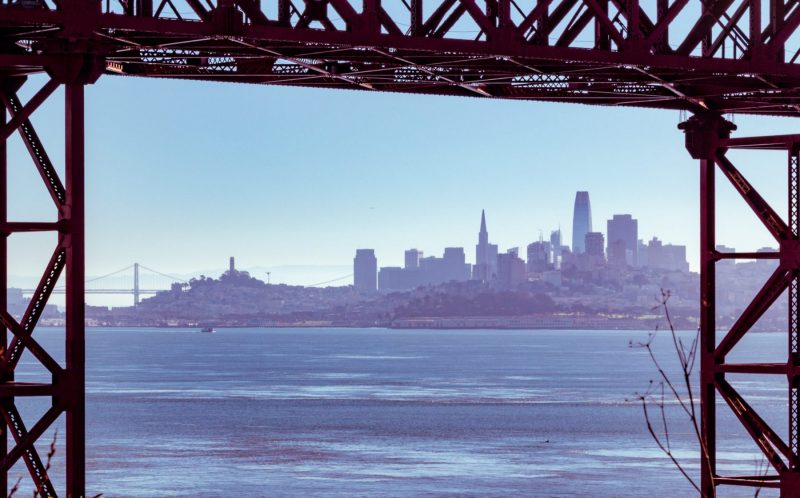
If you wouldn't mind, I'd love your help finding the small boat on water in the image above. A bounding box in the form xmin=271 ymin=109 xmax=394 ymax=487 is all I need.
xmin=200 ymin=326 xmax=215 ymax=333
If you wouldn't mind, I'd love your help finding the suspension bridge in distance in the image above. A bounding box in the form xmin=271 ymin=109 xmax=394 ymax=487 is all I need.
xmin=19 ymin=263 xmax=187 ymax=305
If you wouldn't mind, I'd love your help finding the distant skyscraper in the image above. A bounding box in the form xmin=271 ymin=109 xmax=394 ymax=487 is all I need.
xmin=572 ymin=191 xmax=592 ymax=254
xmin=550 ymin=228 xmax=563 ymax=268
xmin=474 ymin=210 xmax=499 ymax=281
xmin=527 ymin=240 xmax=551 ymax=273
xmin=380 ymin=248 xmax=470 ymax=290
xmin=229 ymin=256 xmax=235 ymax=274
xmin=353 ymin=249 xmax=377 ymax=292
xmin=585 ymin=232 xmax=605 ymax=259
xmin=378 ymin=267 xmax=406 ymax=291
xmin=404 ymin=249 xmax=422 ymax=269
xmin=607 ymin=214 xmax=638 ymax=266
xmin=550 ymin=229 xmax=561 ymax=251
xmin=497 ymin=250 xmax=526 ymax=289
xmin=647 ymin=238 xmax=689 ymax=272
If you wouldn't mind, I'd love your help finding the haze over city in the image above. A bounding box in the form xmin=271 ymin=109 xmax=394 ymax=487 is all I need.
xmin=5 ymin=75 xmax=793 ymax=285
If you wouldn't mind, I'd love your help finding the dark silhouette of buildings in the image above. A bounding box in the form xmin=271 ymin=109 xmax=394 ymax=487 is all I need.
xmin=353 ymin=249 xmax=377 ymax=292
xmin=362 ymin=199 xmax=689 ymax=293
xmin=473 ymin=209 xmax=498 ymax=281
xmin=607 ymin=214 xmax=638 ymax=266
xmin=378 ymin=247 xmax=471 ymax=291
xmin=641 ymin=237 xmax=689 ymax=272
xmin=572 ymin=191 xmax=592 ymax=254
xmin=405 ymin=249 xmax=422 ymax=269
xmin=550 ymin=229 xmax=563 ymax=268
xmin=526 ymin=240 xmax=551 ymax=273
xmin=497 ymin=250 xmax=526 ymax=289
xmin=585 ymin=232 xmax=606 ymax=265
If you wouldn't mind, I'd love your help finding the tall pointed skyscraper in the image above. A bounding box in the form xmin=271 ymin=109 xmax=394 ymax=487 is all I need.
xmin=572 ymin=191 xmax=592 ymax=254
xmin=479 ymin=210 xmax=488 ymax=245
xmin=473 ymin=209 xmax=499 ymax=281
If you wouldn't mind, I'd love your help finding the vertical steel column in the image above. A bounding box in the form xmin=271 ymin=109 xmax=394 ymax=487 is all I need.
xmin=680 ymin=114 xmax=736 ymax=497
xmin=790 ymin=143 xmax=800 ymax=469
xmin=410 ymin=0 xmax=422 ymax=35
xmin=700 ymin=142 xmax=717 ymax=498
xmin=594 ymin=0 xmax=610 ymax=49
xmin=771 ymin=0 xmax=786 ymax=62
xmin=63 ymin=82 xmax=85 ymax=498
xmin=0 ymin=82 xmax=7 ymax=498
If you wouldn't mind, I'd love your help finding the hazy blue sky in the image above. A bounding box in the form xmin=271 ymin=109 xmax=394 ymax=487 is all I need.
xmin=6 ymin=73 xmax=796 ymax=286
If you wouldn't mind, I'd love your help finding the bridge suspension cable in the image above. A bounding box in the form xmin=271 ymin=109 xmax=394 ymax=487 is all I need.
xmin=306 ymin=274 xmax=353 ymax=287
xmin=136 ymin=264 xmax=188 ymax=284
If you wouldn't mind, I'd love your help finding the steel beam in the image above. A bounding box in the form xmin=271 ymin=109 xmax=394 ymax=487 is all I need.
xmin=0 ymin=68 xmax=88 ymax=497
xmin=64 ymin=80 xmax=85 ymax=498
xmin=0 ymin=76 xmax=7 ymax=498
xmin=5 ymin=3 xmax=800 ymax=115
xmin=681 ymin=114 xmax=800 ymax=496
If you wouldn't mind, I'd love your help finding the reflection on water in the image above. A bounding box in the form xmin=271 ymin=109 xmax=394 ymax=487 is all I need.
xmin=14 ymin=328 xmax=787 ymax=497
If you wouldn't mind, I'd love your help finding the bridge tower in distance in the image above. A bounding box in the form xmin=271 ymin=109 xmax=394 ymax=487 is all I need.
xmin=133 ymin=262 xmax=140 ymax=306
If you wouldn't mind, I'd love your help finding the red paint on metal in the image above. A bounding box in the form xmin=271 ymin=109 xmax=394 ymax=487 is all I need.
xmin=5 ymin=1 xmax=800 ymax=496
xmin=681 ymin=114 xmax=800 ymax=496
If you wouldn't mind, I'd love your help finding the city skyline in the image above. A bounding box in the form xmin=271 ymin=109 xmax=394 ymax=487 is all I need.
xmin=6 ymin=193 xmax=770 ymax=289
xmin=357 ymin=199 xmax=702 ymax=293
xmin=6 ymin=76 xmax=791 ymax=280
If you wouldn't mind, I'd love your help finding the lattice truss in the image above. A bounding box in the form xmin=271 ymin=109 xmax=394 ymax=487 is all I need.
xmin=4 ymin=2 xmax=800 ymax=114
xmin=682 ymin=124 xmax=800 ymax=494
xmin=0 ymin=74 xmax=85 ymax=498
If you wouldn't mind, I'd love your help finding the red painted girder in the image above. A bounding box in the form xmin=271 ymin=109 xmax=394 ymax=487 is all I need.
xmin=645 ymin=0 xmax=688 ymax=48
xmin=0 ymin=403 xmax=56 ymax=498
xmin=584 ymin=0 xmax=624 ymax=48
xmin=0 ymin=78 xmax=58 ymax=143
xmin=714 ymin=251 xmax=780 ymax=260
xmin=6 ymin=8 xmax=800 ymax=81
xmin=676 ymin=0 xmax=737 ymax=56
xmin=715 ymin=153 xmax=789 ymax=241
xmin=716 ymin=268 xmax=791 ymax=359
xmin=716 ymin=363 xmax=787 ymax=374
xmin=1 ymin=89 xmax=66 ymax=207
xmin=717 ymin=378 xmax=793 ymax=473
xmin=0 ymin=312 xmax=63 ymax=376
xmin=0 ymin=382 xmax=55 ymax=397
xmin=723 ymin=134 xmax=800 ymax=149
xmin=0 ymin=405 xmax=61 ymax=474
xmin=0 ymin=222 xmax=65 ymax=233
xmin=715 ymin=476 xmax=781 ymax=488
xmin=3 ymin=246 xmax=66 ymax=372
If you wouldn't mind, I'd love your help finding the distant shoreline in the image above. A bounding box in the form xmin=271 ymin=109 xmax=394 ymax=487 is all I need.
xmin=65 ymin=323 xmax=781 ymax=332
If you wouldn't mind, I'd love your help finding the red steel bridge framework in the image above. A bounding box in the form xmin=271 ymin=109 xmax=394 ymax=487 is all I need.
xmin=4 ymin=0 xmax=800 ymax=496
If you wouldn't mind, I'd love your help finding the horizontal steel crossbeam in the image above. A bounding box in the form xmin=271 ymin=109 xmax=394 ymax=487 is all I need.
xmin=3 ymin=2 xmax=800 ymax=114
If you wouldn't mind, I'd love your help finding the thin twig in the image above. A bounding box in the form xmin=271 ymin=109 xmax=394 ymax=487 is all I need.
xmin=632 ymin=290 xmax=715 ymax=497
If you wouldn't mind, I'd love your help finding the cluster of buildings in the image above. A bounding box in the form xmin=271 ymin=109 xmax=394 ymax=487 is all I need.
xmin=354 ymin=191 xmax=692 ymax=293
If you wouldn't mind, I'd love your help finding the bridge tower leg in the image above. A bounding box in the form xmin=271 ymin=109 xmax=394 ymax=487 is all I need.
xmin=134 ymin=262 xmax=140 ymax=306
xmin=64 ymin=80 xmax=86 ymax=498
xmin=680 ymin=115 xmax=800 ymax=496
xmin=0 ymin=73 xmax=7 ymax=498
xmin=0 ymin=55 xmax=99 ymax=496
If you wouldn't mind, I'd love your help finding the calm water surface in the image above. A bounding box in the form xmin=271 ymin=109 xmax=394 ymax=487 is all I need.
xmin=13 ymin=328 xmax=788 ymax=497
